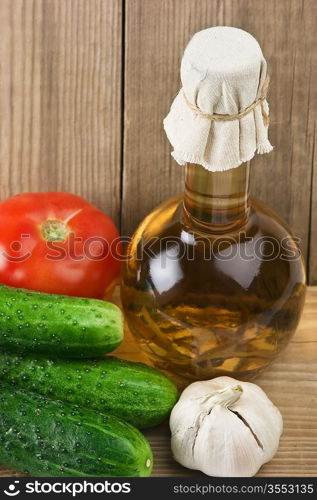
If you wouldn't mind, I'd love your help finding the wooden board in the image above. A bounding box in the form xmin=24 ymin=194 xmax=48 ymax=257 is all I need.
xmin=310 ymin=144 xmax=317 ymax=285
xmin=122 ymin=0 xmax=317 ymax=280
xmin=1 ymin=286 xmax=317 ymax=477
xmin=0 ymin=0 xmax=122 ymax=226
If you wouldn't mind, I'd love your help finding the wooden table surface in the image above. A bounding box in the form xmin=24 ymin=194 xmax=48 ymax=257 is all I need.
xmin=1 ymin=287 xmax=317 ymax=478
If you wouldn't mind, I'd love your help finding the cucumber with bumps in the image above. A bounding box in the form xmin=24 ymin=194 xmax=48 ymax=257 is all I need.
xmin=0 ymin=352 xmax=178 ymax=428
xmin=0 ymin=284 xmax=123 ymax=357
xmin=0 ymin=383 xmax=153 ymax=477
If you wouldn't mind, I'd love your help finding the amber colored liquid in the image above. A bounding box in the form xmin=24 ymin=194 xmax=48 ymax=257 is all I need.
xmin=121 ymin=173 xmax=306 ymax=386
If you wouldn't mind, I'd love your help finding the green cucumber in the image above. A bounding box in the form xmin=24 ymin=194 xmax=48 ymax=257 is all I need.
xmin=0 ymin=383 xmax=153 ymax=477
xmin=0 ymin=284 xmax=123 ymax=357
xmin=0 ymin=352 xmax=178 ymax=428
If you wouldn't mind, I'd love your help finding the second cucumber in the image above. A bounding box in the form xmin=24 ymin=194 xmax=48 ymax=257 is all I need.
xmin=0 ymin=284 xmax=123 ymax=357
xmin=0 ymin=352 xmax=178 ymax=428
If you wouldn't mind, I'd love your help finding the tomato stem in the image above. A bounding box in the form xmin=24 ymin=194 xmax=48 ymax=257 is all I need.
xmin=41 ymin=219 xmax=69 ymax=242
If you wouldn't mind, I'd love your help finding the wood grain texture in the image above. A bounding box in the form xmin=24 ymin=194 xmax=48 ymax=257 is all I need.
xmin=122 ymin=0 xmax=317 ymax=277
xmin=0 ymin=0 xmax=122 ymax=225
xmin=309 ymin=132 xmax=317 ymax=284
xmin=1 ymin=285 xmax=317 ymax=477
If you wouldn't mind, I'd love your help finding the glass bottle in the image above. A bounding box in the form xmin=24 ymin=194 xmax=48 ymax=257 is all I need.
xmin=121 ymin=161 xmax=306 ymax=386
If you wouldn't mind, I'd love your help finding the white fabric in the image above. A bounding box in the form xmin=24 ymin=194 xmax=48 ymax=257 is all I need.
xmin=163 ymin=27 xmax=273 ymax=172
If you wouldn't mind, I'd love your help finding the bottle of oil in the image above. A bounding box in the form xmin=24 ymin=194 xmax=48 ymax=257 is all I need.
xmin=121 ymin=27 xmax=306 ymax=386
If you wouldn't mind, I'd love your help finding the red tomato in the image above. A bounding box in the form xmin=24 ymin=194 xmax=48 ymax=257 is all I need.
xmin=0 ymin=192 xmax=121 ymax=298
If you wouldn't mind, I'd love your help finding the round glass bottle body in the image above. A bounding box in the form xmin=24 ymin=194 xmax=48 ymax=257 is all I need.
xmin=121 ymin=163 xmax=306 ymax=385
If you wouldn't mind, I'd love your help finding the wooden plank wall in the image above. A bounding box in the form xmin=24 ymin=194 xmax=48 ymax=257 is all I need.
xmin=0 ymin=0 xmax=316 ymax=283
xmin=0 ymin=0 xmax=122 ymax=226
xmin=123 ymin=0 xmax=317 ymax=283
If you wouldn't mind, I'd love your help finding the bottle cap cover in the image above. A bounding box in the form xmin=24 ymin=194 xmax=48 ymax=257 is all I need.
xmin=163 ymin=27 xmax=273 ymax=171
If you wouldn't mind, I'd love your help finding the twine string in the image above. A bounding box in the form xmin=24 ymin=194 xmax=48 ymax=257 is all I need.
xmin=182 ymin=75 xmax=270 ymax=126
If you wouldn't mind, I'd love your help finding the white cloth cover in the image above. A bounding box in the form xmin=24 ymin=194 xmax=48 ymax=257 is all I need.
xmin=163 ymin=27 xmax=273 ymax=171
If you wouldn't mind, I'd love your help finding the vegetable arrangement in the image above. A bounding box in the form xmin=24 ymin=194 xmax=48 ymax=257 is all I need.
xmin=0 ymin=193 xmax=179 ymax=477
xmin=0 ymin=282 xmax=177 ymax=476
xmin=0 ymin=191 xmax=283 ymax=478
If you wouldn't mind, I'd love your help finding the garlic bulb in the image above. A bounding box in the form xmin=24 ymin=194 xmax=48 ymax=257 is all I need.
xmin=170 ymin=376 xmax=283 ymax=477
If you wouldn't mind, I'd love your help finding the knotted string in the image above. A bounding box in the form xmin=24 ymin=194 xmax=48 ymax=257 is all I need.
xmin=182 ymin=75 xmax=270 ymax=126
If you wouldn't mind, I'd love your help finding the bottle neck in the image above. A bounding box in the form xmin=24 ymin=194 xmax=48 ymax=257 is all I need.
xmin=183 ymin=162 xmax=250 ymax=234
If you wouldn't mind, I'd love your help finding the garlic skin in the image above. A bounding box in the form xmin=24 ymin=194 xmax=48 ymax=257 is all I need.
xmin=170 ymin=376 xmax=283 ymax=477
